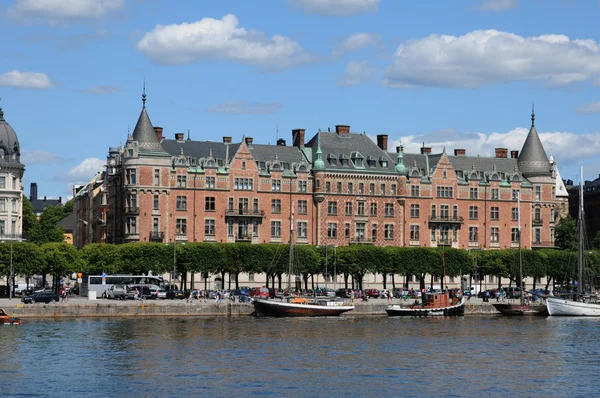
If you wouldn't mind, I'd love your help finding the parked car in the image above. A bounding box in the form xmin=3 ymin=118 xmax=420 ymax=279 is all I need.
xmin=165 ymin=286 xmax=185 ymax=300
xmin=364 ymin=289 xmax=381 ymax=299
xmin=107 ymin=284 xmax=129 ymax=299
xmin=21 ymin=291 xmax=59 ymax=304
xmin=150 ymin=287 xmax=167 ymax=299
xmin=502 ymin=287 xmax=522 ymax=299
xmin=392 ymin=288 xmax=409 ymax=298
xmin=335 ymin=288 xmax=352 ymax=298
xmin=380 ymin=289 xmax=391 ymax=299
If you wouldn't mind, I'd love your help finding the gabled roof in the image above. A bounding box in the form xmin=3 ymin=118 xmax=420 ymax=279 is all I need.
xmin=58 ymin=213 xmax=75 ymax=232
xmin=248 ymin=144 xmax=308 ymax=167
xmin=161 ymin=139 xmax=240 ymax=162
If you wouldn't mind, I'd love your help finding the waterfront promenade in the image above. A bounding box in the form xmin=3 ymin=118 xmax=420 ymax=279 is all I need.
xmin=0 ymin=296 xmax=502 ymax=318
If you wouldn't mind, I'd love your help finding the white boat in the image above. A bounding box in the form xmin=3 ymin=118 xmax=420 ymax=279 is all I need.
xmin=547 ymin=167 xmax=600 ymax=316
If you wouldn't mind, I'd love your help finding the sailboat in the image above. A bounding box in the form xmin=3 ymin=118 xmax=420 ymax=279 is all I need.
xmin=493 ymin=191 xmax=547 ymax=316
xmin=547 ymin=167 xmax=600 ymax=316
xmin=252 ymin=203 xmax=355 ymax=317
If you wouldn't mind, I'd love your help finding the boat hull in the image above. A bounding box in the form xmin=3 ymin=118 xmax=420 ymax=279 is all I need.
xmin=252 ymin=298 xmax=355 ymax=317
xmin=386 ymin=299 xmax=465 ymax=317
xmin=492 ymin=303 xmax=548 ymax=316
xmin=546 ymin=297 xmax=600 ymax=316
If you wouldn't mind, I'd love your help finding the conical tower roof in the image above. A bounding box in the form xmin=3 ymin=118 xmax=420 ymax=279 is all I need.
xmin=131 ymin=88 xmax=164 ymax=153
xmin=517 ymin=106 xmax=550 ymax=176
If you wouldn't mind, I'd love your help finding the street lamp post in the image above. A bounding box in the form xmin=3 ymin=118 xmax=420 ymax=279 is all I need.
xmin=9 ymin=239 xmax=13 ymax=300
xmin=172 ymin=237 xmax=177 ymax=289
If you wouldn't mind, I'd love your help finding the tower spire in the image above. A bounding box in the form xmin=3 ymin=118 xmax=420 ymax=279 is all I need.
xmin=531 ymin=103 xmax=535 ymax=127
xmin=142 ymin=80 xmax=147 ymax=109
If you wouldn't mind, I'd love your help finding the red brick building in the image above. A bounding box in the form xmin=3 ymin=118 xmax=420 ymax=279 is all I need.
xmin=74 ymin=96 xmax=568 ymax=288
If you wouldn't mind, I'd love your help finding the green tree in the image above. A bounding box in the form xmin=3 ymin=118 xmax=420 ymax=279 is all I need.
xmin=26 ymin=205 xmax=66 ymax=245
xmin=80 ymin=243 xmax=122 ymax=275
xmin=40 ymin=242 xmax=82 ymax=291
xmin=22 ymin=195 xmax=37 ymax=239
xmin=555 ymin=215 xmax=577 ymax=250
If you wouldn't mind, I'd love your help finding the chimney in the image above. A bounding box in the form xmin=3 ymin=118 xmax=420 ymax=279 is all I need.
xmin=511 ymin=150 xmax=519 ymax=159
xmin=30 ymin=182 xmax=38 ymax=201
xmin=454 ymin=149 xmax=466 ymax=156
xmin=245 ymin=137 xmax=253 ymax=146
xmin=495 ymin=148 xmax=508 ymax=158
xmin=154 ymin=126 xmax=163 ymax=141
xmin=222 ymin=136 xmax=232 ymax=144
xmin=58 ymin=196 xmax=62 ymax=204
xmin=335 ymin=125 xmax=350 ymax=135
xmin=292 ymin=128 xmax=305 ymax=147
xmin=376 ymin=134 xmax=388 ymax=151
xmin=175 ymin=133 xmax=184 ymax=141
xmin=44 ymin=196 xmax=47 ymax=201
xmin=420 ymin=147 xmax=432 ymax=154
xmin=277 ymin=138 xmax=286 ymax=146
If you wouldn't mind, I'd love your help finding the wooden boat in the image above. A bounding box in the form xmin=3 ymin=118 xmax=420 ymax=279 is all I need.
xmin=252 ymin=201 xmax=354 ymax=317
xmin=492 ymin=302 xmax=547 ymax=316
xmin=0 ymin=308 xmax=21 ymax=325
xmin=253 ymin=297 xmax=355 ymax=317
xmin=547 ymin=167 xmax=600 ymax=316
xmin=386 ymin=292 xmax=465 ymax=317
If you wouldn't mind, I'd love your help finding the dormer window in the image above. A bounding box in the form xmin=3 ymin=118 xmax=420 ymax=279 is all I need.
xmin=328 ymin=153 xmax=337 ymax=166
xmin=381 ymin=160 xmax=388 ymax=167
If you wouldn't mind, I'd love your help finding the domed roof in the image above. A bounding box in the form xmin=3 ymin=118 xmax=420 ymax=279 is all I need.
xmin=517 ymin=107 xmax=550 ymax=177
xmin=0 ymin=105 xmax=22 ymax=164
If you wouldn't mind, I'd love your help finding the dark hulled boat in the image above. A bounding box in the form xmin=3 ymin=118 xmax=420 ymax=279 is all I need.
xmin=253 ymin=297 xmax=355 ymax=317
xmin=492 ymin=302 xmax=547 ymax=316
xmin=386 ymin=292 xmax=465 ymax=317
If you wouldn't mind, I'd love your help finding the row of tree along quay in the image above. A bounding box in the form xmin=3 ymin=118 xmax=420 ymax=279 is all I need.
xmin=1 ymin=196 xmax=593 ymax=296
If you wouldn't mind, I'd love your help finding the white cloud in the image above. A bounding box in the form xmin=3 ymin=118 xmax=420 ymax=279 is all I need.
xmin=575 ymin=101 xmax=600 ymax=115
xmin=7 ymin=0 xmax=124 ymax=24
xmin=66 ymin=158 xmax=105 ymax=182
xmin=21 ymin=150 xmax=69 ymax=165
xmin=333 ymin=33 xmax=383 ymax=56
xmin=0 ymin=70 xmax=54 ymax=89
xmin=289 ymin=0 xmax=380 ymax=16
xmin=383 ymin=30 xmax=600 ymax=89
xmin=337 ymin=60 xmax=378 ymax=86
xmin=475 ymin=0 xmax=519 ymax=12
xmin=80 ymin=85 xmax=123 ymax=95
xmin=205 ymin=100 xmax=283 ymax=115
xmin=136 ymin=14 xmax=311 ymax=68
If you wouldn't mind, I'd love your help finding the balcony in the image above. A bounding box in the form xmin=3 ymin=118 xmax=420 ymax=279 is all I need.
xmin=149 ymin=231 xmax=164 ymax=242
xmin=124 ymin=206 xmax=140 ymax=214
xmin=428 ymin=216 xmax=464 ymax=224
xmin=532 ymin=240 xmax=556 ymax=249
xmin=437 ymin=239 xmax=454 ymax=246
xmin=532 ymin=218 xmax=543 ymax=225
xmin=349 ymin=236 xmax=374 ymax=245
xmin=225 ymin=209 xmax=265 ymax=218
xmin=235 ymin=234 xmax=252 ymax=242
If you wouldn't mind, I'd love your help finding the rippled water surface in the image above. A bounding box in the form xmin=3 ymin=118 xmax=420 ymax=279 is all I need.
xmin=2 ymin=316 xmax=599 ymax=397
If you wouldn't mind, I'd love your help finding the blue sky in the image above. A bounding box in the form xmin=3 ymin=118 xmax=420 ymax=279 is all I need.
xmin=2 ymin=0 xmax=600 ymax=199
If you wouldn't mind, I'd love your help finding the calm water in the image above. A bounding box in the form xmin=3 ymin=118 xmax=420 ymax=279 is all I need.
xmin=1 ymin=316 xmax=598 ymax=397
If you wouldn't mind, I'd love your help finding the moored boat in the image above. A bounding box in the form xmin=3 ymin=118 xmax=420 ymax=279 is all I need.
xmin=492 ymin=302 xmax=547 ymax=316
xmin=0 ymin=308 xmax=21 ymax=325
xmin=253 ymin=297 xmax=354 ymax=317
xmin=386 ymin=292 xmax=464 ymax=317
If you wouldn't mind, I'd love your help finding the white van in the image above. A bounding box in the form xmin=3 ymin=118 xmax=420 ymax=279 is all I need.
xmin=14 ymin=283 xmax=32 ymax=295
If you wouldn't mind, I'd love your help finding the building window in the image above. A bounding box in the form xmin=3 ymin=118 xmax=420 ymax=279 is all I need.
xmin=436 ymin=186 xmax=453 ymax=198
xmin=384 ymin=203 xmax=394 ymax=217
xmin=491 ymin=188 xmax=499 ymax=200
xmin=469 ymin=227 xmax=478 ymax=242
xmin=380 ymin=184 xmax=386 ymax=195
xmin=348 ymin=182 xmax=353 ymax=194
xmin=154 ymin=169 xmax=160 ymax=186
xmin=234 ymin=178 xmax=253 ymax=190
xmin=205 ymin=219 xmax=215 ymax=236
xmin=534 ymin=228 xmax=541 ymax=243
xmin=411 ymin=185 xmax=419 ymax=197
xmin=535 ymin=186 xmax=541 ymax=201
xmin=369 ymin=184 xmax=375 ymax=195
xmin=272 ymin=180 xmax=281 ymax=192
xmin=345 ymin=201 xmax=352 ymax=216
xmin=126 ymin=217 xmax=137 ymax=234
xmin=327 ymin=201 xmax=338 ymax=215
xmin=470 ymin=188 xmax=478 ymax=199
xmin=443 ymin=170 xmax=447 ymax=179
xmin=371 ymin=224 xmax=377 ymax=241
xmin=153 ymin=194 xmax=159 ymax=210
xmin=534 ymin=208 xmax=541 ymax=222
xmin=391 ymin=184 xmax=396 ymax=196
xmin=0 ymin=220 xmax=5 ymax=235
xmin=410 ymin=225 xmax=419 ymax=240
xmin=337 ymin=182 xmax=342 ymax=193
xmin=358 ymin=183 xmax=364 ymax=194
xmin=356 ymin=223 xmax=365 ymax=239
xmin=430 ymin=227 xmax=436 ymax=241
xmin=253 ymin=198 xmax=259 ymax=212
xmin=370 ymin=203 xmax=377 ymax=216
xmin=357 ymin=202 xmax=365 ymax=216
xmin=469 ymin=206 xmax=478 ymax=220
xmin=431 ymin=205 xmax=437 ymax=218
xmin=345 ymin=223 xmax=350 ymax=238
xmin=227 ymin=220 xmax=234 ymax=236
xmin=512 ymin=208 xmax=518 ymax=221
xmin=242 ymin=160 xmax=246 ymax=170
xmin=384 ymin=224 xmax=394 ymax=239
xmin=298 ymin=221 xmax=307 ymax=238
xmin=205 ymin=197 xmax=216 ymax=211
xmin=272 ymin=199 xmax=281 ymax=213
xmin=512 ymin=190 xmax=519 ymax=200
xmin=410 ymin=204 xmax=419 ymax=218
xmin=0 ymin=199 xmax=5 ymax=211
xmin=271 ymin=221 xmax=281 ymax=237
xmin=174 ymin=218 xmax=186 ymax=235
xmin=325 ymin=181 xmax=331 ymax=193
xmin=327 ymin=223 xmax=337 ymax=238
xmin=298 ymin=200 xmax=307 ymax=214
xmin=126 ymin=193 xmax=137 ymax=210
xmin=176 ymin=175 xmax=187 ymax=187
xmin=440 ymin=205 xmax=449 ymax=219
xmin=126 ymin=169 xmax=136 ymax=185
xmin=206 ymin=176 xmax=215 ymax=189
xmin=298 ymin=181 xmax=307 ymax=192
xmin=453 ymin=205 xmax=458 ymax=219
xmin=152 ymin=217 xmax=159 ymax=233
xmin=238 ymin=198 xmax=249 ymax=212
xmin=490 ymin=227 xmax=499 ymax=242
xmin=512 ymin=228 xmax=520 ymax=242
xmin=253 ymin=220 xmax=259 ymax=237
xmin=490 ymin=207 xmax=499 ymax=220
xmin=176 ymin=196 xmax=187 ymax=210
xmin=238 ymin=220 xmax=249 ymax=237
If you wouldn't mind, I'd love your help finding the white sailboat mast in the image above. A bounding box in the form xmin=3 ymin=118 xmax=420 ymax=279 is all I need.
xmin=518 ymin=191 xmax=524 ymax=305
xmin=578 ymin=166 xmax=584 ymax=296
xmin=288 ymin=201 xmax=295 ymax=292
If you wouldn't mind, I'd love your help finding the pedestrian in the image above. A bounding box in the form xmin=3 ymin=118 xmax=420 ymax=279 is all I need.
xmin=485 ymin=290 xmax=490 ymax=302
xmin=387 ymin=290 xmax=391 ymax=303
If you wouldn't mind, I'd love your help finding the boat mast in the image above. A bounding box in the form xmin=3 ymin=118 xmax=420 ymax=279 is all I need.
xmin=518 ymin=191 xmax=524 ymax=306
xmin=578 ymin=166 xmax=584 ymax=297
xmin=288 ymin=201 xmax=295 ymax=294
